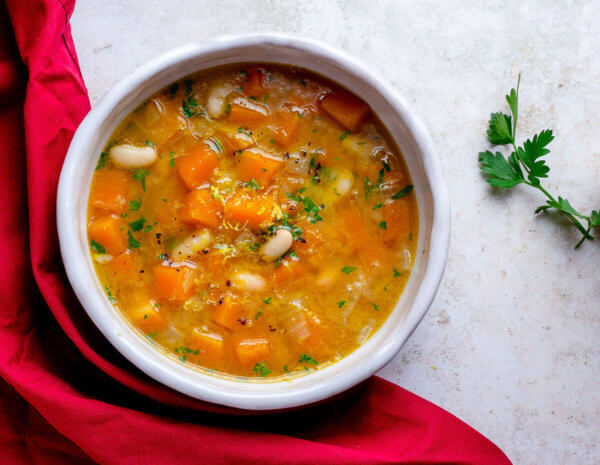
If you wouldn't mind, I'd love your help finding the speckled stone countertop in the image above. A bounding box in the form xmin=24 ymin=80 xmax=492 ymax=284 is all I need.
xmin=71 ymin=1 xmax=600 ymax=463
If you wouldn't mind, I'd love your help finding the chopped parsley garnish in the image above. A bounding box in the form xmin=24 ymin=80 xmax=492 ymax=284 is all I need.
xmin=183 ymin=79 xmax=194 ymax=97
xmin=300 ymin=78 xmax=307 ymax=86
xmin=391 ymin=185 xmax=413 ymax=200
xmin=262 ymin=296 xmax=272 ymax=305
xmin=340 ymin=131 xmax=350 ymax=140
xmin=132 ymin=168 xmax=149 ymax=191
xmin=224 ymin=102 xmax=231 ymax=114
xmin=382 ymin=160 xmax=391 ymax=172
xmin=298 ymin=354 xmax=318 ymax=365
xmin=239 ymin=69 xmax=248 ymax=77
xmin=269 ymin=213 xmax=303 ymax=240
xmin=129 ymin=217 xmax=146 ymax=232
xmin=146 ymin=332 xmax=157 ymax=340
xmin=249 ymin=243 xmax=260 ymax=252
xmin=378 ymin=221 xmax=387 ymax=230
xmin=337 ymin=300 xmax=346 ymax=309
xmin=263 ymin=93 xmax=269 ymax=103
xmin=253 ymin=361 xmax=271 ymax=377
xmin=169 ymin=151 xmax=175 ymax=167
xmin=129 ymin=199 xmax=141 ymax=212
xmin=255 ymin=309 xmax=262 ymax=319
xmin=90 ymin=240 xmax=105 ymax=254
xmin=287 ymin=187 xmax=307 ymax=202
xmin=288 ymin=251 xmax=298 ymax=259
xmin=283 ymin=365 xmax=289 ymax=373
xmin=127 ymin=230 xmax=140 ymax=249
xmin=95 ymin=151 xmax=109 ymax=170
xmin=341 ymin=266 xmax=357 ymax=274
xmin=144 ymin=140 xmax=155 ymax=147
xmin=373 ymin=203 xmax=382 ymax=210
xmin=393 ymin=268 xmax=402 ymax=278
xmin=370 ymin=302 xmax=380 ymax=311
xmin=246 ymin=178 xmax=261 ymax=189
xmin=158 ymin=253 xmax=166 ymax=260
xmin=143 ymin=224 xmax=153 ymax=232
xmin=174 ymin=346 xmax=199 ymax=362
xmin=299 ymin=196 xmax=323 ymax=223
xmin=104 ymin=285 xmax=116 ymax=303
xmin=168 ymin=82 xmax=178 ymax=97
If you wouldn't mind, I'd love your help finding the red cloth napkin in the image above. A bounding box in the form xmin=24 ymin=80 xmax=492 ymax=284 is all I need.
xmin=0 ymin=1 xmax=512 ymax=464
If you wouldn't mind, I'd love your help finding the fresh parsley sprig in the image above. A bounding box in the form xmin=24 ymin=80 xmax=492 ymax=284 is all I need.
xmin=478 ymin=75 xmax=600 ymax=248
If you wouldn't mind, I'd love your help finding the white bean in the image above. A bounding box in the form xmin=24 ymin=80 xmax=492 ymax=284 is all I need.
xmin=172 ymin=230 xmax=212 ymax=259
xmin=260 ymin=228 xmax=293 ymax=261
xmin=110 ymin=144 xmax=157 ymax=168
xmin=231 ymin=272 xmax=265 ymax=291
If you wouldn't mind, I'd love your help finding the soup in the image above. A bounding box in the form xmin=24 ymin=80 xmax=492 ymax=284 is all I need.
xmin=87 ymin=64 xmax=418 ymax=379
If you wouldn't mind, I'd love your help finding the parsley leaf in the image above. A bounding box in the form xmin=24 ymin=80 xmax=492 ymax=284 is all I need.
xmin=169 ymin=151 xmax=175 ymax=167
xmin=487 ymin=112 xmax=513 ymax=145
xmin=253 ymin=362 xmax=271 ymax=377
xmin=298 ymin=354 xmax=318 ymax=365
xmin=479 ymin=75 xmax=599 ymax=248
xmin=128 ymin=217 xmax=146 ymax=232
xmin=127 ymin=230 xmax=140 ymax=249
xmin=95 ymin=151 xmax=109 ymax=170
xmin=378 ymin=221 xmax=387 ymax=230
xmin=393 ymin=268 xmax=402 ymax=278
xmin=391 ymin=185 xmax=414 ymax=199
xmin=133 ymin=168 xmax=149 ymax=191
xmin=246 ymin=178 xmax=261 ymax=189
xmin=341 ymin=266 xmax=357 ymax=274
xmin=90 ymin=240 xmax=105 ymax=254
xmin=370 ymin=302 xmax=380 ymax=311
xmin=337 ymin=300 xmax=346 ymax=308
xmin=105 ymin=285 xmax=116 ymax=303
xmin=129 ymin=199 xmax=142 ymax=212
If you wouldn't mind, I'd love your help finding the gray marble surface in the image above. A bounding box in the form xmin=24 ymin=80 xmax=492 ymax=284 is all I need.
xmin=71 ymin=1 xmax=600 ymax=463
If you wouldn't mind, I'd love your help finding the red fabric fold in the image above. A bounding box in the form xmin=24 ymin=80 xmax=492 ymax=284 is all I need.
xmin=0 ymin=1 xmax=512 ymax=463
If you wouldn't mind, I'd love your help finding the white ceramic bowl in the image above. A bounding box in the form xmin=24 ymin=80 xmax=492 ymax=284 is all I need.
xmin=57 ymin=33 xmax=450 ymax=411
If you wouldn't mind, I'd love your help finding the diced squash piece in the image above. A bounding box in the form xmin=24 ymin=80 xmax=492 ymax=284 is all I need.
xmin=224 ymin=191 xmax=277 ymax=229
xmin=212 ymin=295 xmax=243 ymax=330
xmin=338 ymin=210 xmax=372 ymax=252
xmin=242 ymin=68 xmax=265 ymax=97
xmin=190 ymin=328 xmax=224 ymax=363
xmin=90 ymin=170 xmax=133 ymax=213
xmin=273 ymin=259 xmax=308 ymax=285
xmin=234 ymin=338 xmax=270 ymax=368
xmin=88 ymin=216 xmax=127 ymax=254
xmin=320 ymin=91 xmax=369 ymax=132
xmin=107 ymin=251 xmax=138 ymax=283
xmin=268 ymin=108 xmax=300 ymax=146
xmin=181 ymin=189 xmax=222 ymax=228
xmin=237 ymin=149 xmax=283 ymax=186
xmin=129 ymin=301 xmax=167 ymax=333
xmin=228 ymin=97 xmax=269 ymax=127
xmin=153 ymin=265 xmax=197 ymax=301
xmin=176 ymin=144 xmax=219 ymax=189
xmin=382 ymin=199 xmax=411 ymax=244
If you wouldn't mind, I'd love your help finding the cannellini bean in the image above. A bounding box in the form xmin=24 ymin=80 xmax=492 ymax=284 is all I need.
xmin=206 ymin=83 xmax=234 ymax=118
xmin=231 ymin=272 xmax=265 ymax=291
xmin=172 ymin=230 xmax=212 ymax=259
xmin=260 ymin=228 xmax=293 ymax=261
xmin=110 ymin=144 xmax=157 ymax=168
xmin=331 ymin=167 xmax=354 ymax=197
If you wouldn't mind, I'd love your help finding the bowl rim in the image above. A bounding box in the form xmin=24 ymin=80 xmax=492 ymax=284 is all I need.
xmin=57 ymin=33 xmax=450 ymax=410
